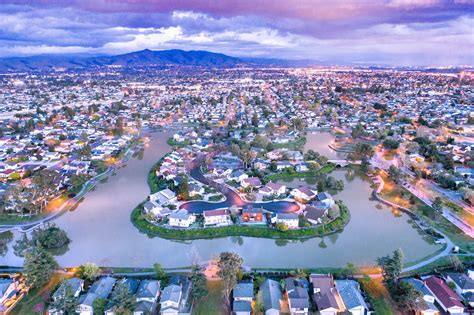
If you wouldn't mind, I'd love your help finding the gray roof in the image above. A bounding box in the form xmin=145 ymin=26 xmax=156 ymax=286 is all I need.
xmin=335 ymin=280 xmax=368 ymax=311
xmin=285 ymin=278 xmax=309 ymax=310
xmin=403 ymin=278 xmax=438 ymax=312
xmin=136 ymin=280 xmax=160 ymax=299
xmin=233 ymin=281 xmax=254 ymax=299
xmin=233 ymin=300 xmax=252 ymax=312
xmin=52 ymin=278 xmax=84 ymax=300
xmin=134 ymin=300 xmax=156 ymax=313
xmin=88 ymin=276 xmax=116 ymax=299
xmin=260 ymin=279 xmax=282 ymax=311
xmin=0 ymin=279 xmax=13 ymax=297
xmin=277 ymin=213 xmax=299 ymax=220
xmin=161 ymin=284 xmax=181 ymax=304
xmin=446 ymin=273 xmax=474 ymax=291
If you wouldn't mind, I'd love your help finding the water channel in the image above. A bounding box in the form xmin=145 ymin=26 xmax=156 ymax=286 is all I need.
xmin=1 ymin=132 xmax=440 ymax=268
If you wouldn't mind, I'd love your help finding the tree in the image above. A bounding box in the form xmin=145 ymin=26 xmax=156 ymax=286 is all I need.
xmin=92 ymin=298 xmax=107 ymax=314
xmin=217 ymin=252 xmax=243 ymax=311
xmin=391 ymin=281 xmax=422 ymax=311
xmin=351 ymin=124 xmax=366 ymax=139
xmin=190 ymin=264 xmax=208 ymax=302
xmin=79 ymin=263 xmax=100 ymax=281
xmin=291 ymin=118 xmax=305 ymax=131
xmin=431 ymin=197 xmax=443 ymax=219
xmin=360 ymin=157 xmax=370 ymax=173
xmin=177 ymin=176 xmax=190 ymax=200
xmin=383 ymin=139 xmax=400 ymax=150
xmin=275 ymin=222 xmax=288 ymax=232
xmin=388 ymin=165 xmax=403 ymax=184
xmin=251 ymin=113 xmax=259 ymax=127
xmin=49 ymin=282 xmax=78 ymax=314
xmin=153 ymin=263 xmax=169 ymax=286
xmin=24 ymin=245 xmax=58 ymax=288
xmin=110 ymin=282 xmax=135 ymax=313
xmin=344 ymin=262 xmax=357 ymax=278
xmin=376 ymin=248 xmax=403 ymax=289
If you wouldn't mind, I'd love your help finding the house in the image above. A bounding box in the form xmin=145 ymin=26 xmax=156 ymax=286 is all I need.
xmin=0 ymin=276 xmax=23 ymax=314
xmin=134 ymin=280 xmax=161 ymax=315
xmin=233 ymin=281 xmax=253 ymax=315
xmin=242 ymin=207 xmax=264 ymax=223
xmin=149 ymin=189 xmax=177 ymax=205
xmin=291 ymin=186 xmax=317 ymax=203
xmin=445 ymin=273 xmax=474 ymax=296
xmin=160 ymin=275 xmax=192 ymax=315
xmin=241 ymin=177 xmax=262 ymax=189
xmin=260 ymin=279 xmax=282 ymax=315
xmin=305 ymin=205 xmax=327 ymax=225
xmin=169 ymin=210 xmax=196 ymax=228
xmin=77 ymin=276 xmax=116 ymax=315
xmin=188 ymin=184 xmax=204 ymax=197
xmin=284 ymin=277 xmax=309 ymax=315
xmin=424 ymin=276 xmax=464 ymax=314
xmin=276 ymin=213 xmax=299 ymax=229
xmin=203 ymin=209 xmax=231 ymax=226
xmin=143 ymin=200 xmax=172 ymax=218
xmin=310 ymin=274 xmax=345 ymax=315
xmin=317 ymin=192 xmax=335 ymax=208
xmin=105 ymin=279 xmax=140 ymax=315
xmin=334 ymin=280 xmax=368 ymax=315
xmin=265 ymin=182 xmax=286 ymax=195
xmin=403 ymin=278 xmax=439 ymax=315
xmin=230 ymin=170 xmax=249 ymax=182
xmin=49 ymin=278 xmax=84 ymax=315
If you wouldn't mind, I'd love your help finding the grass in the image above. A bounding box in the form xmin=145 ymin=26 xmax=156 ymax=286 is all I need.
xmin=263 ymin=164 xmax=335 ymax=182
xmin=358 ymin=277 xmax=396 ymax=315
xmin=131 ymin=202 xmax=350 ymax=240
xmin=193 ymin=280 xmax=227 ymax=315
xmin=272 ymin=137 xmax=306 ymax=150
xmin=0 ymin=213 xmax=47 ymax=225
xmin=11 ymin=273 xmax=69 ymax=315
xmin=402 ymin=255 xmax=473 ymax=276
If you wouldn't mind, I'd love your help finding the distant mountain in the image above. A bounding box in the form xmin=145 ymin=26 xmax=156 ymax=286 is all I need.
xmin=0 ymin=49 xmax=256 ymax=72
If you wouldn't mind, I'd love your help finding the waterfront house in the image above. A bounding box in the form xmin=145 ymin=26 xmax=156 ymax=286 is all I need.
xmin=203 ymin=209 xmax=231 ymax=226
xmin=149 ymin=189 xmax=177 ymax=205
xmin=310 ymin=274 xmax=345 ymax=315
xmin=276 ymin=213 xmax=299 ymax=229
xmin=424 ymin=276 xmax=464 ymax=314
xmin=169 ymin=210 xmax=196 ymax=228
xmin=0 ymin=275 xmax=25 ymax=314
xmin=334 ymin=280 xmax=368 ymax=315
xmin=49 ymin=278 xmax=84 ymax=315
xmin=291 ymin=187 xmax=317 ymax=203
xmin=242 ymin=207 xmax=264 ymax=223
xmin=259 ymin=279 xmax=283 ymax=315
xmin=160 ymin=275 xmax=192 ymax=315
xmin=305 ymin=204 xmax=328 ymax=225
xmin=143 ymin=200 xmax=172 ymax=218
xmin=134 ymin=280 xmax=161 ymax=315
xmin=233 ymin=281 xmax=253 ymax=315
xmin=77 ymin=276 xmax=116 ymax=315
xmin=284 ymin=277 xmax=310 ymax=315
xmin=402 ymin=278 xmax=439 ymax=315
xmin=317 ymin=192 xmax=335 ymax=208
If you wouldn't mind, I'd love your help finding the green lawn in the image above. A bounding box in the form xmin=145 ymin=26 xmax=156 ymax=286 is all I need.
xmin=193 ymin=280 xmax=227 ymax=315
xmin=0 ymin=213 xmax=46 ymax=225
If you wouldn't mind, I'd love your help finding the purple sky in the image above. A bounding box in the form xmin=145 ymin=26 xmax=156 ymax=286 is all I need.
xmin=1 ymin=0 xmax=473 ymax=66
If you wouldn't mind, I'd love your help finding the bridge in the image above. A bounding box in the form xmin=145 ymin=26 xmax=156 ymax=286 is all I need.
xmin=328 ymin=159 xmax=361 ymax=168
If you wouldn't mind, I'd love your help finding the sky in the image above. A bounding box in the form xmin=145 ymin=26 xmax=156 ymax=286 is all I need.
xmin=0 ymin=0 xmax=473 ymax=66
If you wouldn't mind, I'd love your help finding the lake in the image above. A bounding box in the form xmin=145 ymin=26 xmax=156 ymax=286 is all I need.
xmin=1 ymin=132 xmax=440 ymax=269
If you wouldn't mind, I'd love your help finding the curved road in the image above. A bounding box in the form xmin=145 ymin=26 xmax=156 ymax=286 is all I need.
xmin=180 ymin=165 xmax=300 ymax=214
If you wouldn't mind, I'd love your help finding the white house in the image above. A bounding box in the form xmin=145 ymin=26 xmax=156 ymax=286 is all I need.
xmin=134 ymin=280 xmax=161 ymax=315
xmin=445 ymin=273 xmax=474 ymax=296
xmin=203 ymin=209 xmax=231 ymax=226
xmin=76 ymin=276 xmax=116 ymax=315
xmin=233 ymin=282 xmax=253 ymax=315
xmin=168 ymin=210 xmax=196 ymax=228
xmin=291 ymin=187 xmax=317 ymax=203
xmin=149 ymin=189 xmax=177 ymax=205
xmin=276 ymin=213 xmax=299 ymax=229
xmin=403 ymin=278 xmax=439 ymax=315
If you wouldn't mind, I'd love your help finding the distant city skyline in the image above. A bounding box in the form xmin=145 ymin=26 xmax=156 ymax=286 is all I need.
xmin=0 ymin=0 xmax=473 ymax=66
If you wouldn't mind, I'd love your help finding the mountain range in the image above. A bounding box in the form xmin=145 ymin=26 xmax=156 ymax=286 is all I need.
xmin=0 ymin=49 xmax=321 ymax=72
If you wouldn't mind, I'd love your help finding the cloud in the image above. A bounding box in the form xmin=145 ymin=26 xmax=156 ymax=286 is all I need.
xmin=0 ymin=1 xmax=472 ymax=65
